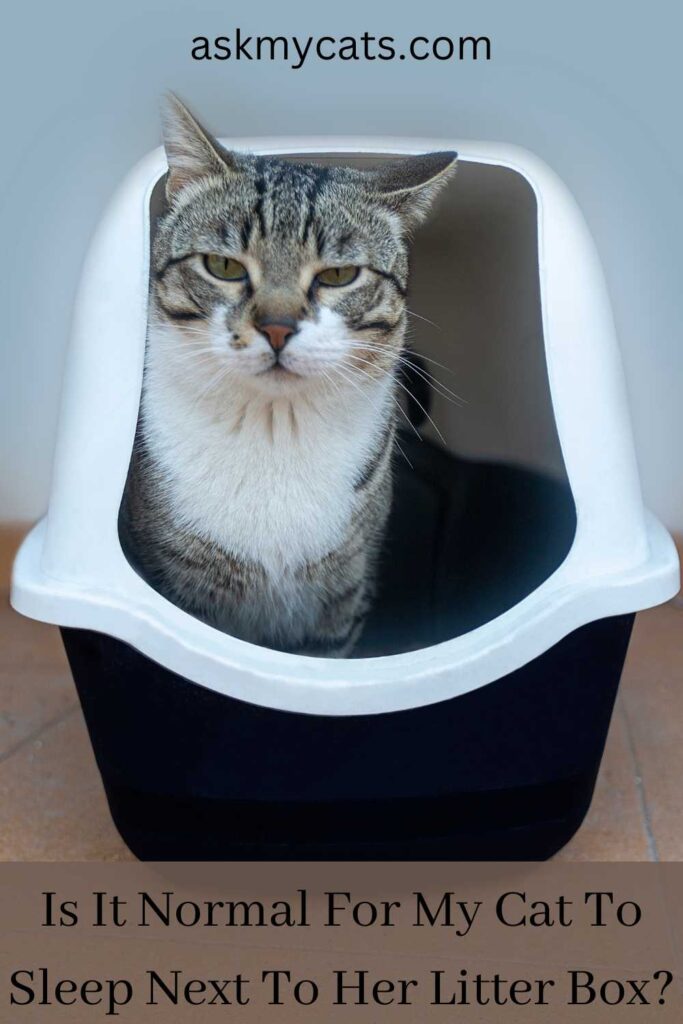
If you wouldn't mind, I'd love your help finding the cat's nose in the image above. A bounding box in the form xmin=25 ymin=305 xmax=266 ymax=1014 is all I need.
xmin=256 ymin=317 xmax=298 ymax=352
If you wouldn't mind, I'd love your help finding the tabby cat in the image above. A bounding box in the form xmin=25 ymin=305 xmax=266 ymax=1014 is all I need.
xmin=120 ymin=95 xmax=456 ymax=656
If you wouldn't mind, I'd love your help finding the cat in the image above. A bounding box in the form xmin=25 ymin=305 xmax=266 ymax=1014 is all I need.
xmin=119 ymin=94 xmax=456 ymax=657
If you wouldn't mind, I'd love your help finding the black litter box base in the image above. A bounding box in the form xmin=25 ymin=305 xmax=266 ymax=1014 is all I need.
xmin=61 ymin=611 xmax=634 ymax=861
xmin=98 ymin=772 xmax=597 ymax=862
xmin=62 ymin=445 xmax=631 ymax=861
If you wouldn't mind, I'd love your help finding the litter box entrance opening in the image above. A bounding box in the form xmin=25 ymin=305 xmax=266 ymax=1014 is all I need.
xmin=120 ymin=153 xmax=576 ymax=658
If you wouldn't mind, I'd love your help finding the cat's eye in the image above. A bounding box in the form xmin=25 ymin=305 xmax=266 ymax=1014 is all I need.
xmin=204 ymin=254 xmax=249 ymax=281
xmin=315 ymin=265 xmax=360 ymax=287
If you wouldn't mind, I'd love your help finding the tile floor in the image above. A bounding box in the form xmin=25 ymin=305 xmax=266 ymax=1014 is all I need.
xmin=1 ymin=528 xmax=680 ymax=861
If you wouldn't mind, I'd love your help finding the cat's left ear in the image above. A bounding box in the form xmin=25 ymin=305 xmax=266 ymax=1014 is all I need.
xmin=368 ymin=151 xmax=458 ymax=230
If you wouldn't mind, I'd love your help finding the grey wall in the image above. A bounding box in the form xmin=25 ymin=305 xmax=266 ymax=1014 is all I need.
xmin=2 ymin=0 xmax=681 ymax=530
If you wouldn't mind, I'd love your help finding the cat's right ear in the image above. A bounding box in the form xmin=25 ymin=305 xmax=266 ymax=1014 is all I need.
xmin=160 ymin=93 xmax=238 ymax=201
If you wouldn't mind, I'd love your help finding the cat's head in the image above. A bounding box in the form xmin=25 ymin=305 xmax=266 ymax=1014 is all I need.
xmin=152 ymin=95 xmax=456 ymax=398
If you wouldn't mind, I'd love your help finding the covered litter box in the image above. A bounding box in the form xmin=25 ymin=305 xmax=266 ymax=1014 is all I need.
xmin=11 ymin=138 xmax=679 ymax=860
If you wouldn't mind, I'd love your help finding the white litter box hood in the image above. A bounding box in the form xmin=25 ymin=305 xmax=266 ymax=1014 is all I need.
xmin=11 ymin=138 xmax=680 ymax=715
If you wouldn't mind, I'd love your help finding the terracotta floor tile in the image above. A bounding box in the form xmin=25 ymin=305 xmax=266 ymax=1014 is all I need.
xmin=620 ymin=602 xmax=683 ymax=861
xmin=0 ymin=594 xmax=77 ymax=757
xmin=0 ymin=592 xmax=67 ymax=669
xmin=0 ymin=523 xmax=27 ymax=587
xmin=0 ymin=666 xmax=77 ymax=759
xmin=0 ymin=707 xmax=134 ymax=861
xmin=0 ymin=593 xmax=77 ymax=761
xmin=555 ymin=700 xmax=654 ymax=861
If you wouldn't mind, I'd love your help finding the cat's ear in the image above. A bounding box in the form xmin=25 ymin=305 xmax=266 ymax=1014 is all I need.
xmin=368 ymin=152 xmax=458 ymax=230
xmin=160 ymin=93 xmax=238 ymax=200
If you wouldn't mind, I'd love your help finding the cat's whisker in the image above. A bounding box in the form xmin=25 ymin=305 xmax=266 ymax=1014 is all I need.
xmin=344 ymin=339 xmax=458 ymax=377
xmin=346 ymin=355 xmax=446 ymax=445
xmin=342 ymin=360 xmax=417 ymax=432
xmin=328 ymin=362 xmax=400 ymax=424
xmin=405 ymin=308 xmax=442 ymax=331
xmin=393 ymin=436 xmax=414 ymax=471
xmin=167 ymin=350 xmax=221 ymax=369
xmin=338 ymin=361 xmax=422 ymax=441
xmin=163 ymin=340 xmax=214 ymax=352
xmin=148 ymin=321 xmax=210 ymax=339
xmin=340 ymin=372 xmax=422 ymax=453
xmin=344 ymin=344 xmax=456 ymax=380
xmin=387 ymin=356 xmax=464 ymax=406
xmin=392 ymin=377 xmax=446 ymax=444
xmin=395 ymin=358 xmax=465 ymax=407
xmin=319 ymin=369 xmax=354 ymax=412
xmin=153 ymin=339 xmax=217 ymax=359
xmin=190 ymin=362 xmax=235 ymax=408
xmin=322 ymin=365 xmax=415 ymax=472
xmin=343 ymin=345 xmax=465 ymax=405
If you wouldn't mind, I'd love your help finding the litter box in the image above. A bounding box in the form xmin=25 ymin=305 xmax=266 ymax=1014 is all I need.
xmin=11 ymin=138 xmax=679 ymax=859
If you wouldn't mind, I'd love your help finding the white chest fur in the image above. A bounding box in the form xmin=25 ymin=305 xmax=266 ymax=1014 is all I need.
xmin=141 ymin=345 xmax=392 ymax=576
